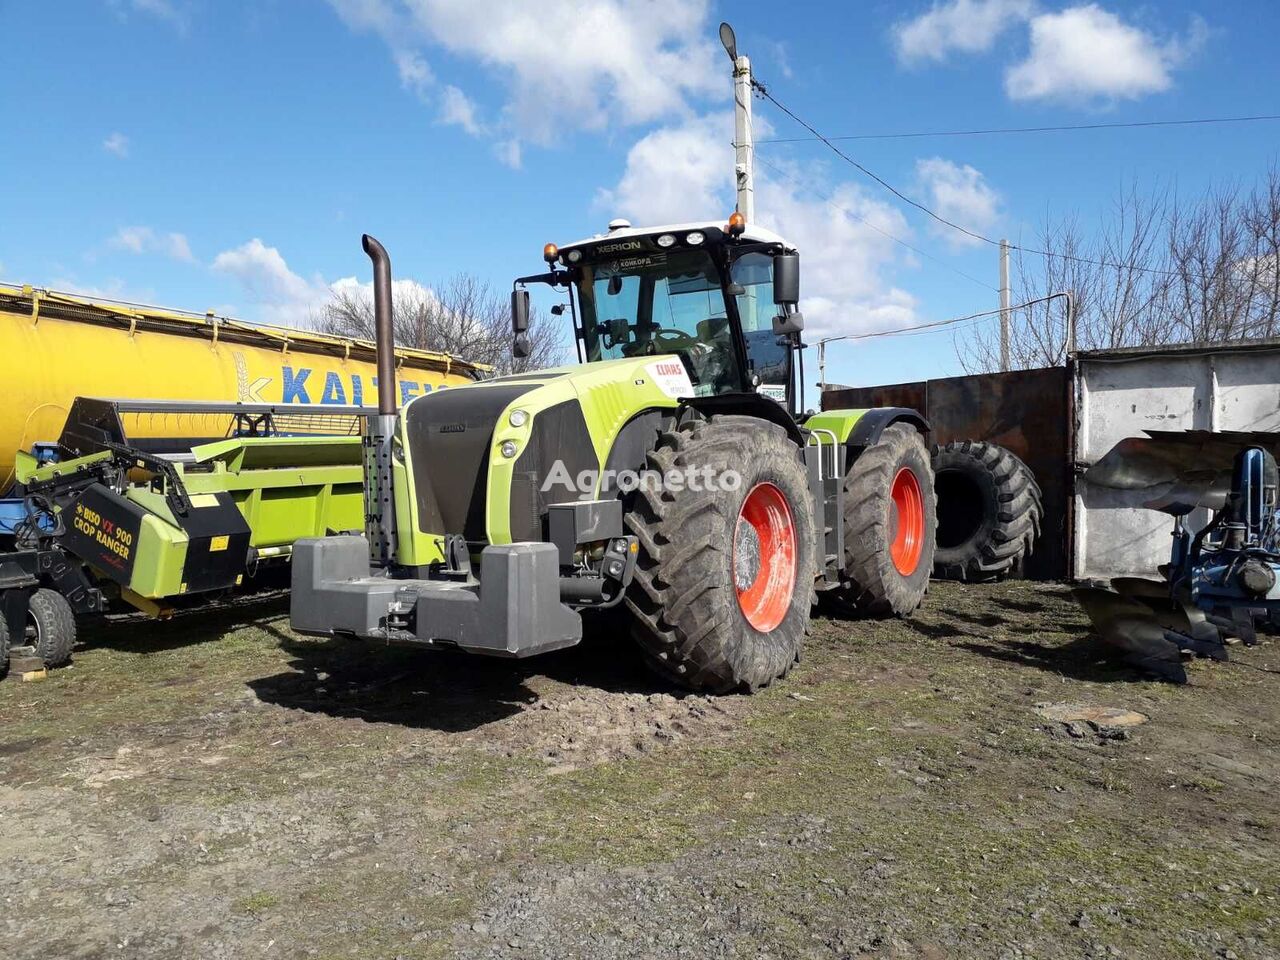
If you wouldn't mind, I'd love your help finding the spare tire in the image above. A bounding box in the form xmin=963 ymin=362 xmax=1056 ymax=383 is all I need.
xmin=931 ymin=440 xmax=1042 ymax=582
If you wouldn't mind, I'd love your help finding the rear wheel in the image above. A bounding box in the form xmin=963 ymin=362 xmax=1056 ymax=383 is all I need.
xmin=624 ymin=415 xmax=816 ymax=694
xmin=825 ymin=422 xmax=936 ymax=618
xmin=27 ymin=588 xmax=76 ymax=668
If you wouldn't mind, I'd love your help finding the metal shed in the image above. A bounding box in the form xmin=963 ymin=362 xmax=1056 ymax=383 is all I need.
xmin=1073 ymin=338 xmax=1280 ymax=580
xmin=823 ymin=336 xmax=1280 ymax=583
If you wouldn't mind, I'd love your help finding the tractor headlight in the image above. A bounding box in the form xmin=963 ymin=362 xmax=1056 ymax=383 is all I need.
xmin=685 ymin=231 xmax=705 ymax=246
xmin=656 ymin=233 xmax=676 ymax=248
xmin=509 ymin=409 xmax=529 ymax=428
xmin=500 ymin=440 xmax=519 ymax=459
xmin=567 ymin=249 xmax=582 ymax=263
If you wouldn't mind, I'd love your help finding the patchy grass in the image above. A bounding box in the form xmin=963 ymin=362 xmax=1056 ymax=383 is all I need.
xmin=1 ymin=581 xmax=1278 ymax=959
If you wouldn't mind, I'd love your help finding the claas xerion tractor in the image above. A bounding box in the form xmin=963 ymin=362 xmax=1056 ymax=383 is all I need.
xmin=291 ymin=214 xmax=937 ymax=692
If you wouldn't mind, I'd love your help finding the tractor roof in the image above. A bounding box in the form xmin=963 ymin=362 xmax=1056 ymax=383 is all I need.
xmin=560 ymin=219 xmax=794 ymax=254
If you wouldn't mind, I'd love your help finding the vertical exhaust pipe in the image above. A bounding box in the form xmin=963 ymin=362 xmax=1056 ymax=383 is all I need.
xmin=362 ymin=234 xmax=397 ymax=416
xmin=360 ymin=234 xmax=398 ymax=566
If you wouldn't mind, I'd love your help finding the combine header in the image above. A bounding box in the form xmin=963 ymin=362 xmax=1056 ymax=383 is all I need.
xmin=0 ymin=399 xmax=369 ymax=671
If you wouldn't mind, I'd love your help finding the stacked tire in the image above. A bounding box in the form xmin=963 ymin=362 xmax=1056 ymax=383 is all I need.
xmin=931 ymin=441 xmax=1042 ymax=582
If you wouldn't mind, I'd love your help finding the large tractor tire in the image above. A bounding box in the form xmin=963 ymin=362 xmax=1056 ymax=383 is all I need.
xmin=26 ymin=588 xmax=76 ymax=668
xmin=931 ymin=440 xmax=1042 ymax=582
xmin=624 ymin=415 xmax=817 ymax=694
xmin=825 ymin=422 xmax=936 ymax=618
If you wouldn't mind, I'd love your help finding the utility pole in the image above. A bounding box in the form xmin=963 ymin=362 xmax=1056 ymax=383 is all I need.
xmin=998 ymin=238 xmax=1011 ymax=372
xmin=720 ymin=22 xmax=755 ymax=222
xmin=817 ymin=335 xmax=848 ymax=394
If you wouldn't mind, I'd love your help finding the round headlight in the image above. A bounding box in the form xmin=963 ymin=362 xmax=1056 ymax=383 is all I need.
xmin=685 ymin=231 xmax=705 ymax=246
xmin=656 ymin=233 xmax=676 ymax=248
xmin=509 ymin=409 xmax=529 ymax=428
xmin=567 ymin=249 xmax=582 ymax=263
xmin=500 ymin=440 xmax=519 ymax=459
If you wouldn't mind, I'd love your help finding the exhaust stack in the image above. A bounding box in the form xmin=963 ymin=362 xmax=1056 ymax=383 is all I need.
xmin=360 ymin=233 xmax=398 ymax=566
xmin=362 ymin=234 xmax=398 ymax=416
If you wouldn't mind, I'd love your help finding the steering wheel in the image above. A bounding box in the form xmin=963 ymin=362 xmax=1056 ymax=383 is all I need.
xmin=647 ymin=327 xmax=700 ymax=352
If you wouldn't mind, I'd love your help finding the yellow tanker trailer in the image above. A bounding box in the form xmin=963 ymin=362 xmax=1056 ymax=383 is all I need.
xmin=0 ymin=283 xmax=484 ymax=488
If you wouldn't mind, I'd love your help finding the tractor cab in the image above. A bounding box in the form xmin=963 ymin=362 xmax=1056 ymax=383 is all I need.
xmin=514 ymin=214 xmax=806 ymax=415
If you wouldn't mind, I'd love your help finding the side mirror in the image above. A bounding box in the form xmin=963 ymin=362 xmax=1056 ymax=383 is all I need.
xmin=773 ymin=310 xmax=804 ymax=336
xmin=511 ymin=289 xmax=530 ymax=334
xmin=773 ymin=253 xmax=799 ymax=306
xmin=513 ymin=332 xmax=531 ymax=359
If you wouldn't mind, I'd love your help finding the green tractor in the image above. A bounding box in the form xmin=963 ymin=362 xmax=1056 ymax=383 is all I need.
xmin=291 ymin=216 xmax=936 ymax=693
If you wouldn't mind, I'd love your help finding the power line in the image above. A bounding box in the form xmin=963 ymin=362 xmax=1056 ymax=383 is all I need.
xmin=839 ymin=304 xmax=1003 ymax=341
xmin=752 ymin=153 xmax=998 ymax=292
xmin=824 ymin=291 xmax=1072 ymax=343
xmin=752 ymin=80 xmax=1238 ymax=281
xmin=757 ymin=114 xmax=1280 ymax=145
xmin=755 ymin=82 xmax=996 ymax=246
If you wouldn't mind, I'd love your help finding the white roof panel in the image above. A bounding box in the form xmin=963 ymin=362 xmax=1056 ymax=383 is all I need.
xmin=561 ymin=220 xmax=792 ymax=251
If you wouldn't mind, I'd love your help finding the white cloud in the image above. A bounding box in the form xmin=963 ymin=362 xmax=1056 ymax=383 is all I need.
xmin=327 ymin=0 xmax=722 ymax=156
xmin=329 ymin=275 xmax=439 ymax=309
xmin=212 ymin=239 xmax=332 ymax=328
xmin=102 ymin=132 xmax=130 ymax=157
xmin=598 ymin=114 xmax=919 ymax=340
xmin=109 ymin=0 xmax=192 ymax=34
xmin=395 ymin=50 xmax=434 ymax=96
xmin=47 ymin=277 xmax=156 ymax=303
xmin=439 ymin=84 xmax=481 ymax=135
xmin=595 ymin=113 xmax=729 ymax=226
xmin=893 ymin=0 xmax=1034 ymax=64
xmin=108 ymin=225 xmax=195 ymax=262
xmin=1005 ymin=5 xmax=1206 ymax=103
xmin=212 ymin=239 xmax=439 ymax=330
xmin=914 ymin=158 xmax=999 ymax=248
xmin=493 ymin=139 xmax=521 ymax=169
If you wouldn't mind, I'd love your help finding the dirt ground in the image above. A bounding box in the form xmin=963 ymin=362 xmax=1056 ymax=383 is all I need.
xmin=1 ymin=580 xmax=1277 ymax=960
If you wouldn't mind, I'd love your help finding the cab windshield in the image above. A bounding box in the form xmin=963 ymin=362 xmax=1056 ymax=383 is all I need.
xmin=576 ymin=248 xmax=744 ymax=396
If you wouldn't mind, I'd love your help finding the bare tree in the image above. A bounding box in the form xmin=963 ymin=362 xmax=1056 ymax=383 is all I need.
xmin=319 ymin=273 xmax=566 ymax=377
xmin=962 ymin=167 xmax=1280 ymax=372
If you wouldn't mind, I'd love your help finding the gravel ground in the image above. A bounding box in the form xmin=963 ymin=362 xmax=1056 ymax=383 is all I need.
xmin=1 ymin=580 xmax=1277 ymax=959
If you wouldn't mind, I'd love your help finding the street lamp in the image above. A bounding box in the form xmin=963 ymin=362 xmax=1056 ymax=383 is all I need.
xmin=719 ymin=21 xmax=737 ymax=60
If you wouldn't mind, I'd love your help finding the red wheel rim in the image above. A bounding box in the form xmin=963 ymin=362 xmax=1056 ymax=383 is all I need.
xmin=734 ymin=482 xmax=797 ymax=632
xmin=890 ymin=467 xmax=925 ymax=576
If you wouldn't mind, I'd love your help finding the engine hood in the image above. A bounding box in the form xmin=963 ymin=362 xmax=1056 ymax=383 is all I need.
xmin=398 ymin=356 xmax=694 ymax=551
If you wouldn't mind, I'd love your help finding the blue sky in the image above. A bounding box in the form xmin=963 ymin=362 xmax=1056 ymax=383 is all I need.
xmin=2 ymin=0 xmax=1277 ymax=391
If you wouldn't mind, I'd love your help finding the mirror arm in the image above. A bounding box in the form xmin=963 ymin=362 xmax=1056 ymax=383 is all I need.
xmin=513 ymin=270 xmax=572 ymax=289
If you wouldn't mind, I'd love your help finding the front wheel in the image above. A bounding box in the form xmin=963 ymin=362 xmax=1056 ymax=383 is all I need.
xmin=27 ymin=588 xmax=76 ymax=668
xmin=624 ymin=415 xmax=817 ymax=694
xmin=825 ymin=422 xmax=936 ymax=618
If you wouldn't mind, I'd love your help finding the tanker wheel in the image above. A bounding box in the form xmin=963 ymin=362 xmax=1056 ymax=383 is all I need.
xmin=824 ymin=422 xmax=936 ymax=618
xmin=27 ymin=588 xmax=76 ymax=668
xmin=624 ymin=414 xmax=817 ymax=694
xmin=931 ymin=440 xmax=1042 ymax=582
xmin=0 ymin=607 xmax=9 ymax=678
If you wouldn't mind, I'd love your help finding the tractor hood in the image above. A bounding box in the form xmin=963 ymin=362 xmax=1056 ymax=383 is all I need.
xmin=397 ymin=356 xmax=693 ymax=553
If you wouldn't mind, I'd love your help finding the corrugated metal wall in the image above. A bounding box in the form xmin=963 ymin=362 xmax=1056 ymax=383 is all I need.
xmin=824 ymin=366 xmax=1071 ymax=580
xmin=1074 ymin=342 xmax=1280 ymax=579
